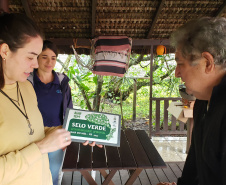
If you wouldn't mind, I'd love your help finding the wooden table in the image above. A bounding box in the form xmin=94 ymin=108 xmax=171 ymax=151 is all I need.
xmin=62 ymin=129 xmax=166 ymax=185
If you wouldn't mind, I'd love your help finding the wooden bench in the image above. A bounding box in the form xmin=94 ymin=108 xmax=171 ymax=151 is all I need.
xmin=62 ymin=129 xmax=166 ymax=185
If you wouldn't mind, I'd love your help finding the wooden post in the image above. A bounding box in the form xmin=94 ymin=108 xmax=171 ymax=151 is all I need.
xmin=91 ymin=0 xmax=97 ymax=37
xmin=132 ymin=79 xmax=137 ymax=121
xmin=163 ymin=100 xmax=169 ymax=131
xmin=0 ymin=0 xmax=9 ymax=13
xmin=149 ymin=45 xmax=154 ymax=137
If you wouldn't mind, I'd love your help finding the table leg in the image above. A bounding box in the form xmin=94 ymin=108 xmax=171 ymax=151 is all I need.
xmin=125 ymin=168 xmax=143 ymax=185
xmin=80 ymin=170 xmax=98 ymax=185
xmin=100 ymin=169 xmax=117 ymax=185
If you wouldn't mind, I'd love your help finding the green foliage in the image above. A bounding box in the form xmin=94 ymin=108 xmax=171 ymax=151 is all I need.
xmin=65 ymin=56 xmax=95 ymax=109
xmin=152 ymin=54 xmax=180 ymax=97
xmin=57 ymin=53 xmax=181 ymax=123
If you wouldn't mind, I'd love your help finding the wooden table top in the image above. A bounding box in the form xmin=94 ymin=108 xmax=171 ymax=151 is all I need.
xmin=62 ymin=129 xmax=166 ymax=171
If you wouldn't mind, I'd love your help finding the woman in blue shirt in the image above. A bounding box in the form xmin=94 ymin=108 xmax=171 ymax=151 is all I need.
xmin=28 ymin=40 xmax=73 ymax=185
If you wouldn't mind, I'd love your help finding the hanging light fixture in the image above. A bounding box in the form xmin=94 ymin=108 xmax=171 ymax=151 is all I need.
xmin=156 ymin=45 xmax=166 ymax=56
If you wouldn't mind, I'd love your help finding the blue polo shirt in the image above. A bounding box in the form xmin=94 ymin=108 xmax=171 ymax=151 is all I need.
xmin=33 ymin=70 xmax=63 ymax=127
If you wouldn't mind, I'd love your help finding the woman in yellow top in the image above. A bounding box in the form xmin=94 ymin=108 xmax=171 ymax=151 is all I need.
xmin=0 ymin=12 xmax=71 ymax=185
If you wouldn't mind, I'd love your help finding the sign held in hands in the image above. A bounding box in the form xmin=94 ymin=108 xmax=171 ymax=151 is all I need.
xmin=63 ymin=108 xmax=121 ymax=147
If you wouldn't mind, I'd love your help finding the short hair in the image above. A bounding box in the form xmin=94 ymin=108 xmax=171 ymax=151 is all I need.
xmin=42 ymin=40 xmax=58 ymax=57
xmin=170 ymin=17 xmax=226 ymax=67
xmin=0 ymin=12 xmax=43 ymax=89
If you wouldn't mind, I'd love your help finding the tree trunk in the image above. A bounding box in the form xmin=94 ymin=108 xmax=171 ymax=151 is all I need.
xmin=57 ymin=59 xmax=93 ymax=111
xmin=120 ymin=90 xmax=125 ymax=129
xmin=93 ymin=76 xmax=103 ymax=112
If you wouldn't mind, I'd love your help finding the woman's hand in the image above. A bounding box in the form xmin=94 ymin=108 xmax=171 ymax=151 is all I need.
xmin=36 ymin=128 xmax=71 ymax=154
xmin=83 ymin=140 xmax=103 ymax=148
xmin=157 ymin=182 xmax=177 ymax=185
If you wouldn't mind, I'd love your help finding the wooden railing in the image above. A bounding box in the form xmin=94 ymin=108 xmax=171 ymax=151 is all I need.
xmin=149 ymin=97 xmax=187 ymax=136
xmin=127 ymin=79 xmax=187 ymax=137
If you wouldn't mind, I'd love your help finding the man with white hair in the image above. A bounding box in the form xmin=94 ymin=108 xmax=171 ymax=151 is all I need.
xmin=158 ymin=17 xmax=226 ymax=185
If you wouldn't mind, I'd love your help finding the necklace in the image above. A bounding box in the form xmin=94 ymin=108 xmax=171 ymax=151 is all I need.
xmin=10 ymin=82 xmax=20 ymax=106
xmin=0 ymin=82 xmax=34 ymax=135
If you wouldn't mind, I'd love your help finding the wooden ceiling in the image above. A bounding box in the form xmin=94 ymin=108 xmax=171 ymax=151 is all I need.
xmin=1 ymin=0 xmax=226 ymax=54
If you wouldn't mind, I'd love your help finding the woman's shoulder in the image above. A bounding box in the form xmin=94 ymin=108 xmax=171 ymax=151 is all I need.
xmin=55 ymin=72 xmax=70 ymax=84
xmin=19 ymin=80 xmax=37 ymax=99
xmin=19 ymin=80 xmax=35 ymax=93
xmin=27 ymin=72 xmax=34 ymax=84
xmin=55 ymin=72 xmax=67 ymax=79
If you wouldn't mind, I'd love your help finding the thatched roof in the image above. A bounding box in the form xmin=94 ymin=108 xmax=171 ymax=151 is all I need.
xmin=6 ymin=0 xmax=226 ymax=54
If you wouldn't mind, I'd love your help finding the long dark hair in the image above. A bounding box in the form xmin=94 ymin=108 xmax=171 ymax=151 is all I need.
xmin=0 ymin=12 xmax=43 ymax=89
xmin=42 ymin=40 xmax=58 ymax=57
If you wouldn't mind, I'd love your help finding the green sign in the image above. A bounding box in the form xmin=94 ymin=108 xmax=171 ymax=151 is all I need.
xmin=68 ymin=119 xmax=112 ymax=140
xmin=63 ymin=108 xmax=121 ymax=147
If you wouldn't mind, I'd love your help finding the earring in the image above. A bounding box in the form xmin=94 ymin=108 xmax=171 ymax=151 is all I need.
xmin=3 ymin=58 xmax=5 ymax=61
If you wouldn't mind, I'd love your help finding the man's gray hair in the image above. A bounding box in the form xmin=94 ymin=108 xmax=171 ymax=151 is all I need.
xmin=170 ymin=17 xmax=226 ymax=67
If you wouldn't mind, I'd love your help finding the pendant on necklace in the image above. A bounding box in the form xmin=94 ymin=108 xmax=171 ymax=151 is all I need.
xmin=27 ymin=119 xmax=34 ymax=135
xmin=11 ymin=99 xmax=20 ymax=106
xmin=12 ymin=100 xmax=20 ymax=106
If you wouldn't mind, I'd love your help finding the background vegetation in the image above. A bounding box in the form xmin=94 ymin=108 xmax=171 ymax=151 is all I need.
xmin=55 ymin=53 xmax=181 ymax=126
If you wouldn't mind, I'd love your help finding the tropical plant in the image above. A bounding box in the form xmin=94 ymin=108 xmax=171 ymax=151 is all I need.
xmin=56 ymin=53 xmax=180 ymax=119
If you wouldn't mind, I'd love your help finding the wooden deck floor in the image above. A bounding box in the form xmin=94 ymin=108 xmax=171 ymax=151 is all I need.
xmin=61 ymin=162 xmax=184 ymax=185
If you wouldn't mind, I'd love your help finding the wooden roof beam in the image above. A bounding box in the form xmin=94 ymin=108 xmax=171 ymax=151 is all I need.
xmin=91 ymin=0 xmax=97 ymax=38
xmin=49 ymin=38 xmax=170 ymax=47
xmin=214 ymin=1 xmax=226 ymax=17
xmin=133 ymin=39 xmax=170 ymax=46
xmin=0 ymin=0 xmax=9 ymax=13
xmin=21 ymin=0 xmax=32 ymax=19
xmin=147 ymin=0 xmax=166 ymax=39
